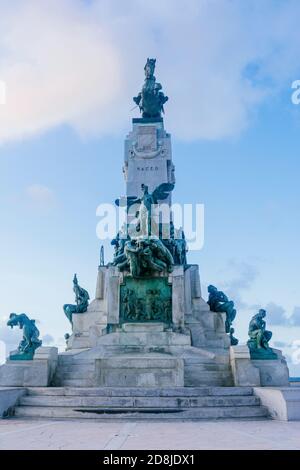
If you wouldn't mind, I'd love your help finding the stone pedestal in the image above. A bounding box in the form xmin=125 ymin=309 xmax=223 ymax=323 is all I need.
xmin=0 ymin=347 xmax=58 ymax=387
xmin=230 ymin=346 xmax=260 ymax=386
xmin=230 ymin=346 xmax=289 ymax=387
xmin=70 ymin=265 xmax=188 ymax=349
xmin=251 ymin=349 xmax=289 ymax=387
xmin=124 ymin=118 xmax=175 ymax=200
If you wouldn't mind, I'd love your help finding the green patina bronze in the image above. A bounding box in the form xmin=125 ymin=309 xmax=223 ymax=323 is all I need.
xmin=115 ymin=182 xmax=174 ymax=239
xmin=229 ymin=327 xmax=239 ymax=346
xmin=63 ymin=274 xmax=90 ymax=326
xmin=120 ymin=276 xmax=172 ymax=324
xmin=113 ymin=181 xmax=189 ymax=280
xmin=116 ymin=237 xmax=174 ymax=278
xmin=247 ymin=309 xmax=277 ymax=360
xmin=7 ymin=313 xmax=42 ymax=360
xmin=133 ymin=58 xmax=168 ymax=118
xmin=207 ymin=285 xmax=237 ymax=340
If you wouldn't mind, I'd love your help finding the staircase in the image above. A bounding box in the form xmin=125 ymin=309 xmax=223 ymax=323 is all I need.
xmin=14 ymin=386 xmax=269 ymax=420
xmin=53 ymin=323 xmax=234 ymax=387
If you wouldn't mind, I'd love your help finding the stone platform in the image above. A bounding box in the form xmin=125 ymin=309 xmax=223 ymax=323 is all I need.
xmin=53 ymin=322 xmax=233 ymax=388
xmin=13 ymin=386 xmax=268 ymax=421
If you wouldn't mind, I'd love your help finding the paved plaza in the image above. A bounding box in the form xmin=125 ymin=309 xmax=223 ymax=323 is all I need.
xmin=0 ymin=419 xmax=300 ymax=450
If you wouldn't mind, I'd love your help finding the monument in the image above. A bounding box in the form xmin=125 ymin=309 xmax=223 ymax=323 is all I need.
xmin=0 ymin=59 xmax=292 ymax=420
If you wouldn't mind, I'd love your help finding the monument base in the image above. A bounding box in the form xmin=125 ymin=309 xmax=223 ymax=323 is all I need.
xmin=230 ymin=346 xmax=289 ymax=387
xmin=0 ymin=347 xmax=58 ymax=387
xmin=53 ymin=320 xmax=233 ymax=388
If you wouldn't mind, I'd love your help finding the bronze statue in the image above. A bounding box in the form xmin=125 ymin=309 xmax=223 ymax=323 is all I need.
xmin=248 ymin=309 xmax=271 ymax=348
xmin=7 ymin=313 xmax=42 ymax=360
xmin=116 ymin=183 xmax=174 ymax=238
xmin=116 ymin=237 xmax=174 ymax=277
xmin=207 ymin=285 xmax=237 ymax=333
xmin=63 ymin=274 xmax=90 ymax=325
xmin=247 ymin=309 xmax=276 ymax=359
xmin=133 ymin=58 xmax=168 ymax=118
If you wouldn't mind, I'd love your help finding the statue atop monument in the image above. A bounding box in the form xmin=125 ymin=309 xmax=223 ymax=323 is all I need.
xmin=133 ymin=58 xmax=168 ymax=118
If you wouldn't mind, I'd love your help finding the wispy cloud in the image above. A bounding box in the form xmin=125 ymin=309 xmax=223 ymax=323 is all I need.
xmin=26 ymin=184 xmax=56 ymax=209
xmin=263 ymin=303 xmax=300 ymax=327
xmin=291 ymin=307 xmax=300 ymax=326
xmin=0 ymin=317 xmax=21 ymax=360
xmin=0 ymin=0 xmax=300 ymax=144
xmin=265 ymin=302 xmax=289 ymax=325
xmin=42 ymin=334 xmax=54 ymax=345
xmin=221 ymin=260 xmax=259 ymax=309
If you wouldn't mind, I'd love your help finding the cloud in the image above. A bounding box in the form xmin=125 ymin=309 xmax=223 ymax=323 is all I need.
xmin=290 ymin=307 xmax=300 ymax=326
xmin=265 ymin=302 xmax=289 ymax=326
xmin=0 ymin=317 xmax=21 ymax=360
xmin=0 ymin=0 xmax=300 ymax=144
xmin=272 ymin=340 xmax=291 ymax=349
xmin=291 ymin=340 xmax=300 ymax=365
xmin=42 ymin=334 xmax=54 ymax=345
xmin=221 ymin=260 xmax=259 ymax=309
xmin=26 ymin=184 xmax=56 ymax=208
xmin=0 ymin=0 xmax=121 ymax=144
xmin=264 ymin=304 xmax=300 ymax=327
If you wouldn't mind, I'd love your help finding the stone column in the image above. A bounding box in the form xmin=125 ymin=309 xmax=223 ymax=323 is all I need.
xmin=170 ymin=266 xmax=185 ymax=329
xmin=106 ymin=266 xmax=121 ymax=325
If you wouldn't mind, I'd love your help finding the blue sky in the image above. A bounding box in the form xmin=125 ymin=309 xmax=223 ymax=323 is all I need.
xmin=0 ymin=0 xmax=300 ymax=374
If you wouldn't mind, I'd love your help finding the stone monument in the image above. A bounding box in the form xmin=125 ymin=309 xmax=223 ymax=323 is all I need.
xmin=0 ymin=58 xmax=293 ymax=421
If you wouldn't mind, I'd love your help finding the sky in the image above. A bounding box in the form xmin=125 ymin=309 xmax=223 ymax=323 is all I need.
xmin=0 ymin=0 xmax=300 ymax=374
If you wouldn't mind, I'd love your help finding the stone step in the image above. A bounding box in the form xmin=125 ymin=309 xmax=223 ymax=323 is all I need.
xmin=186 ymin=379 xmax=231 ymax=387
xmin=26 ymin=386 xmax=254 ymax=397
xmin=57 ymin=358 xmax=93 ymax=366
xmin=183 ymin=362 xmax=230 ymax=371
xmin=57 ymin=364 xmax=95 ymax=372
xmin=59 ymin=379 xmax=95 ymax=387
xmin=205 ymin=331 xmax=227 ymax=340
xmin=19 ymin=395 xmax=261 ymax=408
xmin=184 ymin=365 xmax=233 ymax=387
xmin=58 ymin=355 xmax=222 ymax=367
xmin=59 ymin=371 xmax=96 ymax=380
xmin=15 ymin=405 xmax=268 ymax=420
xmin=97 ymin=331 xmax=191 ymax=347
xmin=121 ymin=323 xmax=165 ymax=333
xmin=205 ymin=339 xmax=227 ymax=348
xmin=55 ymin=370 xmax=233 ymax=387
